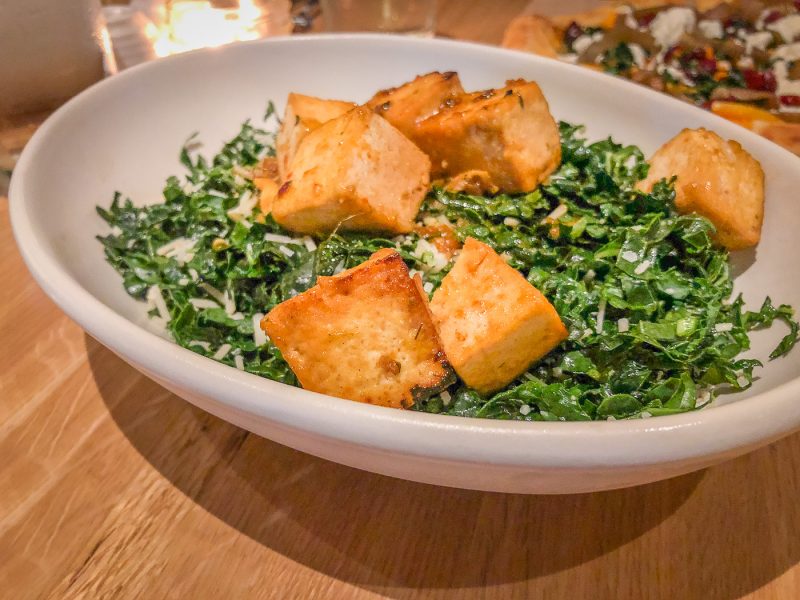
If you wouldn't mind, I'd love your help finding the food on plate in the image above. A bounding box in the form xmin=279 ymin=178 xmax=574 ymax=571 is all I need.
xmin=503 ymin=0 xmax=800 ymax=155
xmin=429 ymin=237 xmax=568 ymax=394
xmin=276 ymin=93 xmax=355 ymax=179
xmin=273 ymin=106 xmax=431 ymax=234
xmin=97 ymin=72 xmax=799 ymax=422
xmin=413 ymin=79 xmax=562 ymax=193
xmin=637 ymin=127 xmax=764 ymax=249
xmin=366 ymin=71 xmax=465 ymax=142
xmin=263 ymin=248 xmax=454 ymax=408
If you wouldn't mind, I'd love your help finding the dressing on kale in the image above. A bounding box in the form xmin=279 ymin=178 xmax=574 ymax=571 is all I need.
xmin=97 ymin=115 xmax=798 ymax=421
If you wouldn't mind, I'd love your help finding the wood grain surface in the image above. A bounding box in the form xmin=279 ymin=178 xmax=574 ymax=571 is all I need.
xmin=4 ymin=2 xmax=800 ymax=598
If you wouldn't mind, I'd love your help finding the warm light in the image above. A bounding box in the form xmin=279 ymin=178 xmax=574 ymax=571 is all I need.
xmin=144 ymin=0 xmax=271 ymax=58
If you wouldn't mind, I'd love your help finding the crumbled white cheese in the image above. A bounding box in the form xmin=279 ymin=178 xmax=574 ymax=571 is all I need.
xmin=617 ymin=317 xmax=630 ymax=333
xmin=774 ymin=61 xmax=800 ymax=97
xmin=773 ymin=42 xmax=800 ymax=62
xmin=212 ymin=343 xmax=232 ymax=361
xmin=177 ymin=277 xmax=189 ymax=286
xmin=698 ymin=19 xmax=723 ymax=39
xmin=226 ymin=190 xmax=258 ymax=222
xmin=560 ymin=52 xmax=579 ymax=64
xmin=207 ymin=189 xmax=227 ymax=199
xmin=188 ymin=340 xmax=211 ymax=351
xmin=552 ymin=366 xmax=563 ymax=377
xmin=423 ymin=281 xmax=434 ymax=294
xmin=189 ymin=268 xmax=199 ymax=281
xmin=620 ymin=250 xmax=639 ymax=262
xmin=503 ymin=217 xmax=521 ymax=227
xmin=189 ymin=298 xmax=220 ymax=310
xmin=573 ymin=32 xmax=601 ymax=55
xmin=617 ymin=5 xmax=639 ymax=30
xmin=628 ymin=43 xmax=648 ymax=69
xmin=660 ymin=64 xmax=694 ymax=86
xmin=146 ymin=285 xmax=170 ymax=322
xmin=737 ymin=374 xmax=749 ymax=388
xmin=743 ymin=31 xmax=773 ymax=54
xmin=714 ymin=322 xmax=734 ymax=332
xmin=768 ymin=14 xmax=800 ymax=43
xmin=738 ymin=56 xmax=755 ymax=69
xmin=252 ymin=313 xmax=267 ymax=346
xmin=633 ymin=259 xmax=652 ymax=275
xmin=156 ymin=237 xmax=195 ymax=264
xmin=230 ymin=312 xmax=244 ymax=321
xmin=649 ymin=7 xmax=696 ymax=49
xmin=519 ymin=404 xmax=532 ymax=416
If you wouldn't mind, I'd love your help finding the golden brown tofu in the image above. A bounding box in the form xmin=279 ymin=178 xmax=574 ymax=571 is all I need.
xmin=413 ymin=79 xmax=562 ymax=193
xmin=276 ymin=93 xmax=355 ymax=180
xmin=273 ymin=107 xmax=431 ymax=235
xmin=365 ymin=71 xmax=465 ymax=142
xmin=430 ymin=238 xmax=568 ymax=394
xmin=636 ymin=128 xmax=765 ymax=250
xmin=262 ymin=249 xmax=453 ymax=408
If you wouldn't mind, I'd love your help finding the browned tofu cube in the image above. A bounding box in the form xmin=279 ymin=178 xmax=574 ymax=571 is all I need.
xmin=262 ymin=249 xmax=453 ymax=408
xmin=413 ymin=79 xmax=562 ymax=193
xmin=636 ymin=128 xmax=765 ymax=250
xmin=272 ymin=107 xmax=431 ymax=235
xmin=430 ymin=238 xmax=568 ymax=394
xmin=276 ymin=93 xmax=355 ymax=180
xmin=365 ymin=71 xmax=464 ymax=142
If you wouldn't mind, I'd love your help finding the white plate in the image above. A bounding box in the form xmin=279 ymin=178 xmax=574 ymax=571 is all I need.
xmin=10 ymin=35 xmax=800 ymax=493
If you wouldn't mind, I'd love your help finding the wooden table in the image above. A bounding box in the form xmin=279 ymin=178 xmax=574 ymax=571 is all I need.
xmin=4 ymin=2 xmax=800 ymax=598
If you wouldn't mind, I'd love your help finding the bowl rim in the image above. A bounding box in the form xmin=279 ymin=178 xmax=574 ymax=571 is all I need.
xmin=10 ymin=33 xmax=800 ymax=470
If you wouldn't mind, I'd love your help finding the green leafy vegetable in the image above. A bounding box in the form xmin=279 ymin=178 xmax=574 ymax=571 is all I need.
xmin=98 ymin=113 xmax=799 ymax=421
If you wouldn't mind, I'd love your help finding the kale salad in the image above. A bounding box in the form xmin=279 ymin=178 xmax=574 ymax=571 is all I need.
xmin=97 ymin=109 xmax=798 ymax=421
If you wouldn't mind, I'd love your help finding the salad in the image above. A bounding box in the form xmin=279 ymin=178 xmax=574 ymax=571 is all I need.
xmin=98 ymin=72 xmax=798 ymax=421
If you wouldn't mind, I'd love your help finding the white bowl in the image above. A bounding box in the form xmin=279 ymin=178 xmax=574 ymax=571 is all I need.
xmin=10 ymin=35 xmax=800 ymax=493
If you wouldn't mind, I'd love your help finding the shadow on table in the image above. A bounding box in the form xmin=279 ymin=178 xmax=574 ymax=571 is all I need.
xmin=88 ymin=335 xmax=800 ymax=599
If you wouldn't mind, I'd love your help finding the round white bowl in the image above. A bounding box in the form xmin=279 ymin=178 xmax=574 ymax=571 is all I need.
xmin=10 ymin=35 xmax=800 ymax=493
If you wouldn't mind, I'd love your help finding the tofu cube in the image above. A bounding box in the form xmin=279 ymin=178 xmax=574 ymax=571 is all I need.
xmin=430 ymin=238 xmax=568 ymax=394
xmin=276 ymin=93 xmax=355 ymax=180
xmin=272 ymin=107 xmax=431 ymax=235
xmin=413 ymin=79 xmax=562 ymax=193
xmin=365 ymin=71 xmax=464 ymax=142
xmin=636 ymin=128 xmax=764 ymax=250
xmin=263 ymin=249 xmax=453 ymax=408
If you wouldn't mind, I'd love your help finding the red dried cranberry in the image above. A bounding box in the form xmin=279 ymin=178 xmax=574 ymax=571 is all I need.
xmin=764 ymin=10 xmax=783 ymax=25
xmin=780 ymin=95 xmax=800 ymax=107
xmin=565 ymin=22 xmax=584 ymax=46
xmin=697 ymin=58 xmax=717 ymax=75
xmin=638 ymin=13 xmax=657 ymax=27
xmin=743 ymin=69 xmax=777 ymax=92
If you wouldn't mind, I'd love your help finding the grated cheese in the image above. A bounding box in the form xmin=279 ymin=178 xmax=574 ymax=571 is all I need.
xmin=278 ymin=245 xmax=295 ymax=258
xmin=264 ymin=233 xmax=305 ymax=245
xmin=519 ymin=404 xmax=532 ymax=416
xmin=503 ymin=217 xmax=521 ymax=227
xmin=212 ymin=343 xmax=232 ymax=361
xmin=634 ymin=259 xmax=652 ymax=275
xmin=543 ymin=204 xmax=568 ymax=222
xmin=226 ymin=190 xmax=258 ymax=222
xmin=714 ymin=322 xmax=734 ymax=332
xmin=441 ymin=391 xmax=452 ymax=406
xmin=620 ymin=250 xmax=638 ymax=262
xmin=302 ymin=236 xmax=317 ymax=252
xmin=252 ymin=313 xmax=268 ymax=346
xmin=188 ymin=340 xmax=211 ymax=351
xmin=617 ymin=317 xmax=630 ymax=333
xmin=156 ymin=237 xmax=195 ymax=264
xmin=234 ymin=355 xmax=245 ymax=371
xmin=189 ymin=298 xmax=219 ymax=310
xmin=146 ymin=285 xmax=170 ymax=322
xmin=595 ymin=298 xmax=607 ymax=334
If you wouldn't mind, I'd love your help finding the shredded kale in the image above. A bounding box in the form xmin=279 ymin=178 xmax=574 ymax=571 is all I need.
xmin=97 ymin=115 xmax=799 ymax=421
